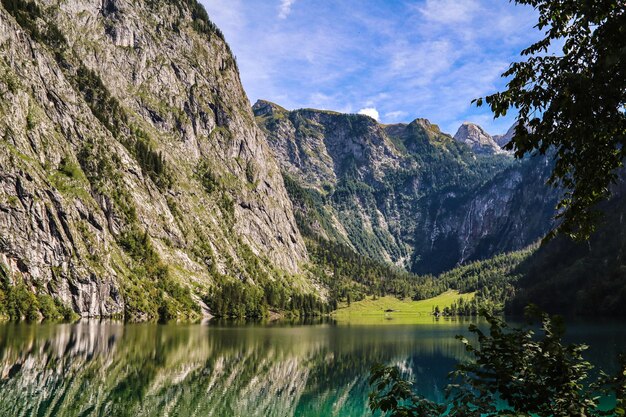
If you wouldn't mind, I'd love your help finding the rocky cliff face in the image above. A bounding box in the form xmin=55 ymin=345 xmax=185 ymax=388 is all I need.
xmin=410 ymin=155 xmax=560 ymax=274
xmin=255 ymin=99 xmax=411 ymax=263
xmin=0 ymin=0 xmax=309 ymax=319
xmin=256 ymin=101 xmax=559 ymax=274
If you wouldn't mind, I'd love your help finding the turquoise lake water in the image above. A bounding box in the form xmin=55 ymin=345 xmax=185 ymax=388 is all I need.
xmin=0 ymin=318 xmax=624 ymax=416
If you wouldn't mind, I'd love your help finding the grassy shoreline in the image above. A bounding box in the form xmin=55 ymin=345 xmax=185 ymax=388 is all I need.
xmin=331 ymin=290 xmax=475 ymax=324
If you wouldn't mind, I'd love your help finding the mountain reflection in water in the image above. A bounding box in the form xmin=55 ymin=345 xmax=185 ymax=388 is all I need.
xmin=0 ymin=318 xmax=623 ymax=417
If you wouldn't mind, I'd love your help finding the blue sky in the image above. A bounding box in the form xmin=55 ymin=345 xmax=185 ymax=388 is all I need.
xmin=201 ymin=0 xmax=542 ymax=135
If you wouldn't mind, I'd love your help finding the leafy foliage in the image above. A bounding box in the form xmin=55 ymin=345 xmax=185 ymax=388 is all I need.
xmin=433 ymin=297 xmax=486 ymax=318
xmin=130 ymin=127 xmax=172 ymax=189
xmin=194 ymin=159 xmax=237 ymax=229
xmin=476 ymin=0 xmax=626 ymax=240
xmin=119 ymin=227 xmax=197 ymax=322
xmin=203 ymin=238 xmax=334 ymax=319
xmin=58 ymin=157 xmax=82 ymax=179
xmin=0 ymin=264 xmax=76 ymax=321
xmin=434 ymin=245 xmax=536 ymax=311
xmin=72 ymin=65 xmax=128 ymax=138
xmin=204 ymin=277 xmax=333 ymax=319
xmin=205 ymin=279 xmax=266 ymax=318
xmin=369 ymin=308 xmax=626 ymax=416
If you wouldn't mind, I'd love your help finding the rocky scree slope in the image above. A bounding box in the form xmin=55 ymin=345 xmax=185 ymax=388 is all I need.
xmin=255 ymin=100 xmax=560 ymax=275
xmin=0 ymin=0 xmax=313 ymax=320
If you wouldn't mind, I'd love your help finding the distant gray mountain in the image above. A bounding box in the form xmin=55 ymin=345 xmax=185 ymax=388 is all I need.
xmin=255 ymin=100 xmax=559 ymax=274
xmin=493 ymin=123 xmax=518 ymax=148
xmin=453 ymin=122 xmax=505 ymax=155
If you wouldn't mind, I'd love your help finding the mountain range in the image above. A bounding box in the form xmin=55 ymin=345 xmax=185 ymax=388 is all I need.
xmin=254 ymin=100 xmax=558 ymax=275
xmin=0 ymin=0 xmax=622 ymax=320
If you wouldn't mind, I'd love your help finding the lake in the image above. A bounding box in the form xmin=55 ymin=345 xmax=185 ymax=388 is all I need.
xmin=1 ymin=318 xmax=624 ymax=417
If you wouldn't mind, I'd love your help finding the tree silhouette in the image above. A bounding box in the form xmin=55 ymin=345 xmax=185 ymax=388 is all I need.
xmin=476 ymin=0 xmax=625 ymax=240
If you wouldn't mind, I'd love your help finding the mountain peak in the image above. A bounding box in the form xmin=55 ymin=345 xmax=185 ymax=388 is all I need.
xmin=252 ymin=99 xmax=288 ymax=116
xmin=453 ymin=122 xmax=505 ymax=155
xmin=493 ymin=122 xmax=518 ymax=147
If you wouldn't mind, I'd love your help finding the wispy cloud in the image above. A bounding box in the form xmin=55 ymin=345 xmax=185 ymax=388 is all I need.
xmin=385 ymin=111 xmax=409 ymax=122
xmin=358 ymin=107 xmax=379 ymax=121
xmin=278 ymin=0 xmax=296 ymax=19
xmin=201 ymin=0 xmax=542 ymax=135
xmin=417 ymin=0 xmax=480 ymax=24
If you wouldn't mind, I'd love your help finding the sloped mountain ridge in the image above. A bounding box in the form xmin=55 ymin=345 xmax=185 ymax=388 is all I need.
xmin=255 ymin=100 xmax=560 ymax=275
xmin=493 ymin=123 xmax=518 ymax=148
xmin=0 ymin=0 xmax=311 ymax=320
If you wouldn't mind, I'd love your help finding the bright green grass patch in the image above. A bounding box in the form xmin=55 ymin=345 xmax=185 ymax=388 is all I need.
xmin=332 ymin=290 xmax=475 ymax=325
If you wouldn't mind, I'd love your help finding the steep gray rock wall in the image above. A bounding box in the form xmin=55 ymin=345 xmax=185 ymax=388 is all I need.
xmin=0 ymin=0 xmax=308 ymax=319
xmin=493 ymin=123 xmax=517 ymax=148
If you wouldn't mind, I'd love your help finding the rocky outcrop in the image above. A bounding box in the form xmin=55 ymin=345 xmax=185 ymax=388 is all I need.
xmin=453 ymin=122 xmax=505 ymax=155
xmin=0 ymin=0 xmax=308 ymax=319
xmin=254 ymin=100 xmax=401 ymax=189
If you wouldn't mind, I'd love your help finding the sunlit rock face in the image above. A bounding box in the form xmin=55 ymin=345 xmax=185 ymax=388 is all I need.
xmin=0 ymin=0 xmax=308 ymax=318
xmin=453 ymin=122 xmax=505 ymax=155
xmin=256 ymin=102 xmax=559 ymax=274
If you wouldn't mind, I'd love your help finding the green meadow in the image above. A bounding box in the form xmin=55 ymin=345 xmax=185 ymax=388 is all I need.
xmin=331 ymin=290 xmax=475 ymax=325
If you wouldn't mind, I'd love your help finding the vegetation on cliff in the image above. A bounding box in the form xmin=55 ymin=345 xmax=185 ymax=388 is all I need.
xmin=0 ymin=0 xmax=322 ymax=321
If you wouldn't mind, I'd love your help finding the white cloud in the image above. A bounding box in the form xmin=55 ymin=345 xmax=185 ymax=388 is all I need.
xmin=417 ymin=0 xmax=480 ymax=24
xmin=384 ymin=110 xmax=409 ymax=122
xmin=358 ymin=107 xmax=380 ymax=121
xmin=278 ymin=0 xmax=296 ymax=19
